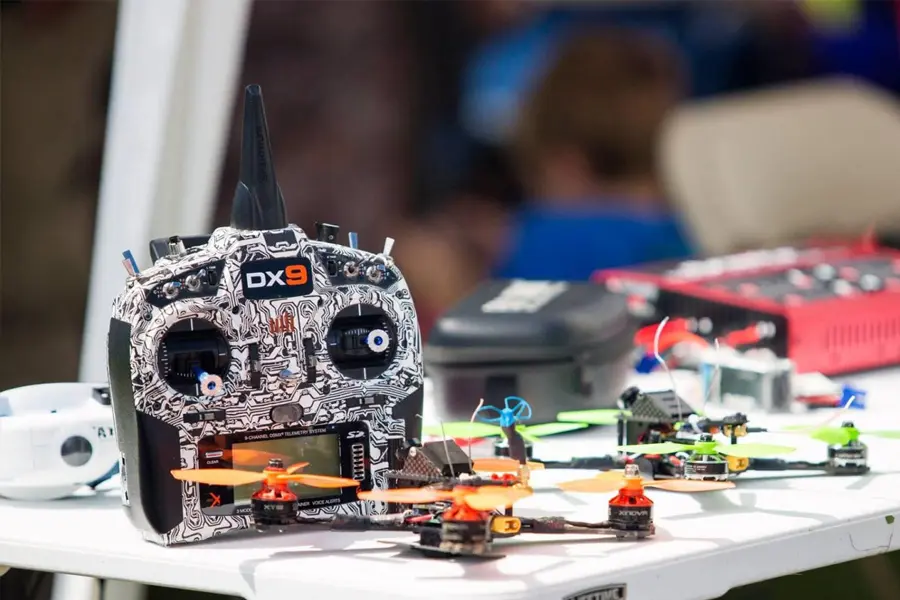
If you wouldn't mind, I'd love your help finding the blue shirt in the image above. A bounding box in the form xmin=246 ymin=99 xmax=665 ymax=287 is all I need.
xmin=492 ymin=204 xmax=693 ymax=281
xmin=808 ymin=1 xmax=900 ymax=93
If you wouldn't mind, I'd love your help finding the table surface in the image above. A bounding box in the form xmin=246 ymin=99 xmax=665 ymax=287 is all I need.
xmin=2 ymin=371 xmax=900 ymax=600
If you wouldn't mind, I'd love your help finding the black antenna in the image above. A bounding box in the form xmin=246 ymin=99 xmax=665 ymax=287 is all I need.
xmin=230 ymin=84 xmax=288 ymax=231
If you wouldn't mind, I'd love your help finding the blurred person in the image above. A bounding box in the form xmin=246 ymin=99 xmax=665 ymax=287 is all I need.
xmin=492 ymin=30 xmax=693 ymax=281
xmin=459 ymin=3 xmax=773 ymax=147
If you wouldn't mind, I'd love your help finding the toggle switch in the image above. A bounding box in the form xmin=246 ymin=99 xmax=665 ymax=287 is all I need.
xmin=167 ymin=236 xmax=186 ymax=256
xmin=316 ymin=222 xmax=340 ymax=243
xmin=373 ymin=237 xmax=395 ymax=267
xmin=162 ymin=281 xmax=181 ymax=299
xmin=366 ymin=265 xmax=385 ymax=284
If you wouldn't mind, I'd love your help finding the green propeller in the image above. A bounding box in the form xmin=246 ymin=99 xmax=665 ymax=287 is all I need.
xmin=422 ymin=421 xmax=587 ymax=443
xmin=557 ymin=409 xmax=632 ymax=426
xmin=617 ymin=438 xmax=795 ymax=459
xmin=783 ymin=424 xmax=900 ymax=447
xmin=557 ymin=403 xmax=706 ymax=427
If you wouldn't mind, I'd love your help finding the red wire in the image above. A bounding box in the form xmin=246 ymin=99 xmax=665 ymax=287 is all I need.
xmin=637 ymin=319 xmax=769 ymax=357
xmin=723 ymin=325 xmax=762 ymax=348
xmin=634 ymin=318 xmax=693 ymax=345
xmin=408 ymin=515 xmax=434 ymax=523
xmin=654 ymin=331 xmax=709 ymax=353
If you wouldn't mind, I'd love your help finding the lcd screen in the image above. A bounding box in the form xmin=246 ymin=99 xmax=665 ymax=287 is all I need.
xmin=231 ymin=433 xmax=341 ymax=504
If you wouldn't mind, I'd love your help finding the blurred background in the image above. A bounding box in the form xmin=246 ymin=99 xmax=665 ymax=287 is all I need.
xmin=3 ymin=1 xmax=900 ymax=599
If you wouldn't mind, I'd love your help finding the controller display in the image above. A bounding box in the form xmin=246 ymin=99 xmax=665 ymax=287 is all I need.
xmin=107 ymin=85 xmax=424 ymax=545
xmin=198 ymin=421 xmax=368 ymax=513
xmin=229 ymin=435 xmax=340 ymax=504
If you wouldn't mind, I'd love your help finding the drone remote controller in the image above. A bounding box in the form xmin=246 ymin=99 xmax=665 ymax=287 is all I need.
xmin=107 ymin=85 xmax=424 ymax=545
xmin=0 ymin=383 xmax=118 ymax=501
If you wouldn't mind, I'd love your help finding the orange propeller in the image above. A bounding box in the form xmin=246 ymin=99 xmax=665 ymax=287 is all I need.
xmin=358 ymin=487 xmax=452 ymax=505
xmin=472 ymin=458 xmax=545 ymax=473
xmin=275 ymin=473 xmax=361 ymax=488
xmin=220 ymin=448 xmax=290 ymax=466
xmin=359 ymin=486 xmax=532 ymax=511
xmin=558 ymin=470 xmax=735 ymax=494
xmin=170 ymin=462 xmax=359 ymax=489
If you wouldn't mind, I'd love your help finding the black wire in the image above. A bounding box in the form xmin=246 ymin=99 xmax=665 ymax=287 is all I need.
xmin=564 ymin=520 xmax=612 ymax=530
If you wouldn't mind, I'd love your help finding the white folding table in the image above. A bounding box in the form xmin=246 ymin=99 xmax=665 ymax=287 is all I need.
xmin=2 ymin=368 xmax=900 ymax=600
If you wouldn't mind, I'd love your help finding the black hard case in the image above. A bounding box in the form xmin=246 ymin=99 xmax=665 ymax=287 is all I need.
xmin=424 ymin=280 xmax=636 ymax=424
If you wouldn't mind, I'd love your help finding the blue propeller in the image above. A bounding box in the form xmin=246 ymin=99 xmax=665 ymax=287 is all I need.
xmin=475 ymin=396 xmax=533 ymax=428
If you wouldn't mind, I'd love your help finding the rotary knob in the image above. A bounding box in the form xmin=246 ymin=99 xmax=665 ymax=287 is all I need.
xmin=813 ymin=264 xmax=837 ymax=281
xmin=831 ymin=279 xmax=854 ymax=296
xmin=366 ymin=265 xmax=384 ymax=284
xmin=859 ymin=274 xmax=882 ymax=292
xmin=343 ymin=261 xmax=360 ymax=279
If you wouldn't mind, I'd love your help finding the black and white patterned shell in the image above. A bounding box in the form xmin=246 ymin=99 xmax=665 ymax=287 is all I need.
xmin=111 ymin=225 xmax=423 ymax=545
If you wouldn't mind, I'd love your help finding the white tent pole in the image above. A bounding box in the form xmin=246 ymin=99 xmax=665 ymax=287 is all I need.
xmin=70 ymin=1 xmax=252 ymax=600
xmin=79 ymin=0 xmax=190 ymax=384
xmin=79 ymin=0 xmax=252 ymax=383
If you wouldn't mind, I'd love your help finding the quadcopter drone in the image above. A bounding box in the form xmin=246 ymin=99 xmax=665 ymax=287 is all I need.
xmin=357 ymin=466 xmax=695 ymax=559
xmin=549 ymin=321 xmax=796 ymax=481
xmin=555 ymin=387 xmax=785 ymax=478
xmin=554 ymin=319 xmax=900 ymax=482
xmin=360 ymin=457 xmax=737 ymax=559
